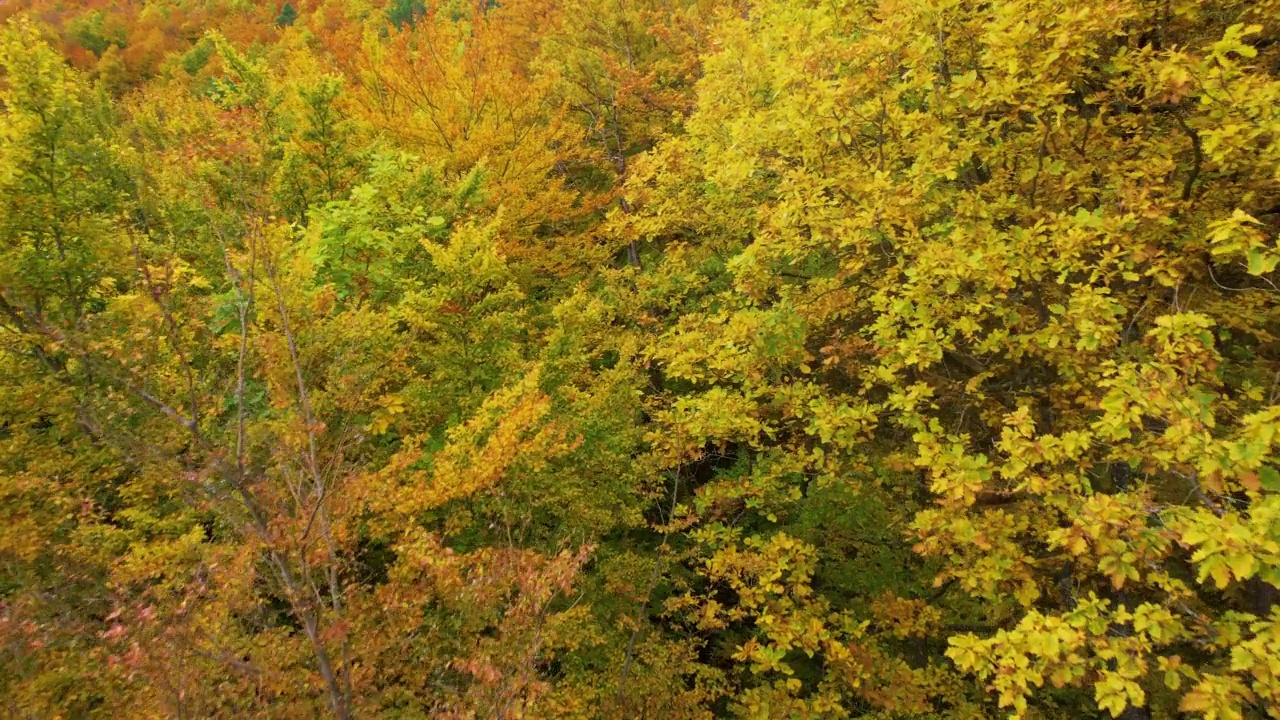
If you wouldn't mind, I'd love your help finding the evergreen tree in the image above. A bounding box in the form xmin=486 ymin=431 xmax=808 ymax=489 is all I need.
xmin=274 ymin=1 xmax=297 ymax=27
xmin=386 ymin=0 xmax=426 ymax=30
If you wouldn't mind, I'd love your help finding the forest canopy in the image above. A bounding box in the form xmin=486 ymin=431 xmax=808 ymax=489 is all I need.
xmin=2 ymin=0 xmax=1280 ymax=718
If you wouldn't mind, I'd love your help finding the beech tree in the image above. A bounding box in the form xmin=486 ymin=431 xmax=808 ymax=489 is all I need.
xmin=613 ymin=0 xmax=1280 ymax=717
xmin=3 ymin=1 xmax=1280 ymax=718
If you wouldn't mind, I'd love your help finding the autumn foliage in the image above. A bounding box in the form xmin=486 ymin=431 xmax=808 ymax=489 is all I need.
xmin=2 ymin=0 xmax=1280 ymax=718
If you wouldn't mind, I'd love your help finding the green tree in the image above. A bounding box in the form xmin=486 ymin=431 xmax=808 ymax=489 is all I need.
xmin=275 ymin=2 xmax=299 ymax=28
xmin=386 ymin=0 xmax=427 ymax=30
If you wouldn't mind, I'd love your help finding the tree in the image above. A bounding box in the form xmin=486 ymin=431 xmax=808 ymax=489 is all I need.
xmin=614 ymin=0 xmax=1280 ymax=716
xmin=275 ymin=2 xmax=298 ymax=28
xmin=0 ymin=15 xmax=604 ymax=717
xmin=385 ymin=0 xmax=426 ymax=30
xmin=7 ymin=0 xmax=1280 ymax=718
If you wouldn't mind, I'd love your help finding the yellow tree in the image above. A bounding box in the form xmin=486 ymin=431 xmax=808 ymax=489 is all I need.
xmin=614 ymin=0 xmax=1280 ymax=717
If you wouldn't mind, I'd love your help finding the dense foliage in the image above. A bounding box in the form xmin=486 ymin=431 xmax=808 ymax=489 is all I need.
xmin=2 ymin=1 xmax=1279 ymax=718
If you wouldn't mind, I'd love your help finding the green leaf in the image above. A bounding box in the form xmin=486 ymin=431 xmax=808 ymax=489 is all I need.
xmin=1260 ymin=466 xmax=1280 ymax=491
